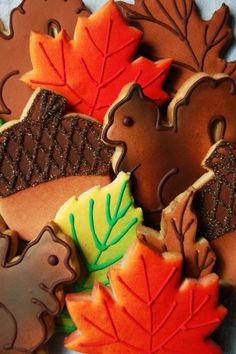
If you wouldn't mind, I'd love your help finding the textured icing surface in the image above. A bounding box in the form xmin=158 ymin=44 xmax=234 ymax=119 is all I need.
xmin=195 ymin=141 xmax=236 ymax=242
xmin=1 ymin=1 xmax=236 ymax=353
xmin=0 ymin=89 xmax=112 ymax=197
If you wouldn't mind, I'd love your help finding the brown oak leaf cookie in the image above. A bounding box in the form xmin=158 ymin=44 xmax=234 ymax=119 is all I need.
xmin=137 ymin=175 xmax=216 ymax=279
xmin=0 ymin=0 xmax=90 ymax=122
xmin=0 ymin=89 xmax=113 ymax=240
xmin=194 ymin=140 xmax=236 ymax=284
xmin=117 ymin=0 xmax=236 ymax=94
xmin=102 ymin=74 xmax=236 ymax=228
xmin=0 ymin=222 xmax=79 ymax=354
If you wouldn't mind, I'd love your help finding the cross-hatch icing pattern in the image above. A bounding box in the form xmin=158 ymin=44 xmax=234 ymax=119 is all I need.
xmin=0 ymin=89 xmax=112 ymax=197
xmin=195 ymin=140 xmax=236 ymax=241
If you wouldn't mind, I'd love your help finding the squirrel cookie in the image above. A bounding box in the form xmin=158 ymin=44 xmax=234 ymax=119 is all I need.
xmin=0 ymin=222 xmax=79 ymax=354
xmin=194 ymin=140 xmax=236 ymax=284
xmin=0 ymin=89 xmax=113 ymax=240
xmin=102 ymin=73 xmax=236 ymax=228
xmin=118 ymin=0 xmax=236 ymax=94
xmin=22 ymin=0 xmax=172 ymax=123
xmin=65 ymin=238 xmax=226 ymax=354
xmin=0 ymin=0 xmax=90 ymax=122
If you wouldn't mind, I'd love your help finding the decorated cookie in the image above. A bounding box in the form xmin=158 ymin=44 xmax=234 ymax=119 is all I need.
xmin=138 ymin=180 xmax=216 ymax=279
xmin=118 ymin=0 xmax=236 ymax=94
xmin=102 ymin=74 xmax=236 ymax=227
xmin=0 ymin=215 xmax=19 ymax=259
xmin=22 ymin=0 xmax=172 ymax=123
xmin=0 ymin=222 xmax=79 ymax=354
xmin=0 ymin=0 xmax=90 ymax=122
xmin=0 ymin=88 xmax=113 ymax=240
xmin=194 ymin=140 xmax=236 ymax=284
xmin=55 ymin=172 xmax=143 ymax=332
xmin=65 ymin=238 xmax=226 ymax=354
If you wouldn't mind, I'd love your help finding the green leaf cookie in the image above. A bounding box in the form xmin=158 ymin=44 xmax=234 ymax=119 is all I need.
xmin=55 ymin=172 xmax=143 ymax=290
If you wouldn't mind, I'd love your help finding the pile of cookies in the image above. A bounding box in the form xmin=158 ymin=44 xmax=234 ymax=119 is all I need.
xmin=1 ymin=0 xmax=236 ymax=353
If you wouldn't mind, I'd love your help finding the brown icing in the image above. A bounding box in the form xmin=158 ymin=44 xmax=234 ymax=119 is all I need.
xmin=137 ymin=187 xmax=216 ymax=279
xmin=118 ymin=0 xmax=236 ymax=94
xmin=191 ymin=140 xmax=236 ymax=284
xmin=0 ymin=89 xmax=113 ymax=198
xmin=0 ymin=0 xmax=90 ymax=121
xmin=210 ymin=231 xmax=236 ymax=285
xmin=0 ymin=223 xmax=77 ymax=353
xmin=194 ymin=140 xmax=236 ymax=241
xmin=102 ymin=74 xmax=236 ymax=228
xmin=0 ymin=174 xmax=111 ymax=241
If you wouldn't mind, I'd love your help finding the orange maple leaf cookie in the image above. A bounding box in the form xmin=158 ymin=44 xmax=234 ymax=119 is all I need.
xmin=22 ymin=1 xmax=172 ymax=123
xmin=65 ymin=239 xmax=226 ymax=354
xmin=118 ymin=0 xmax=236 ymax=94
xmin=0 ymin=0 xmax=90 ymax=121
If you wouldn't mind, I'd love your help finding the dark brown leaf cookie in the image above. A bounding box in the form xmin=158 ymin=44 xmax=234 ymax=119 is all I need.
xmin=138 ymin=182 xmax=216 ymax=279
xmin=118 ymin=0 xmax=236 ymax=94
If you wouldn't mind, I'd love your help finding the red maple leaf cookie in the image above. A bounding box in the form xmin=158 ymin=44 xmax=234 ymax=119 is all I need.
xmin=65 ymin=239 xmax=226 ymax=354
xmin=0 ymin=0 xmax=90 ymax=121
xmin=22 ymin=1 xmax=172 ymax=123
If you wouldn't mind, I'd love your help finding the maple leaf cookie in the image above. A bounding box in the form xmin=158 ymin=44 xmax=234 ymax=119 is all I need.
xmin=65 ymin=238 xmax=226 ymax=354
xmin=0 ymin=0 xmax=90 ymax=121
xmin=22 ymin=1 xmax=172 ymax=123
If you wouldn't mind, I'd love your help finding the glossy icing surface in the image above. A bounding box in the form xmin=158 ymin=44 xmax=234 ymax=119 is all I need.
xmin=0 ymin=223 xmax=77 ymax=353
xmin=0 ymin=0 xmax=90 ymax=121
xmin=65 ymin=239 xmax=226 ymax=353
xmin=118 ymin=0 xmax=236 ymax=94
xmin=22 ymin=1 xmax=171 ymax=123
xmin=103 ymin=75 xmax=236 ymax=227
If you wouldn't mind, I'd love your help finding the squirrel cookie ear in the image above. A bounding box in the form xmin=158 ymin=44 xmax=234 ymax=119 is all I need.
xmin=127 ymin=83 xmax=144 ymax=100
xmin=0 ymin=234 xmax=12 ymax=266
xmin=36 ymin=224 xmax=58 ymax=245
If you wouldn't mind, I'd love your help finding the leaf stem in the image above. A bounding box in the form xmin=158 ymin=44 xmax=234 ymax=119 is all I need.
xmin=88 ymin=254 xmax=123 ymax=272
xmin=91 ymin=180 xmax=132 ymax=266
xmin=89 ymin=199 xmax=103 ymax=250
